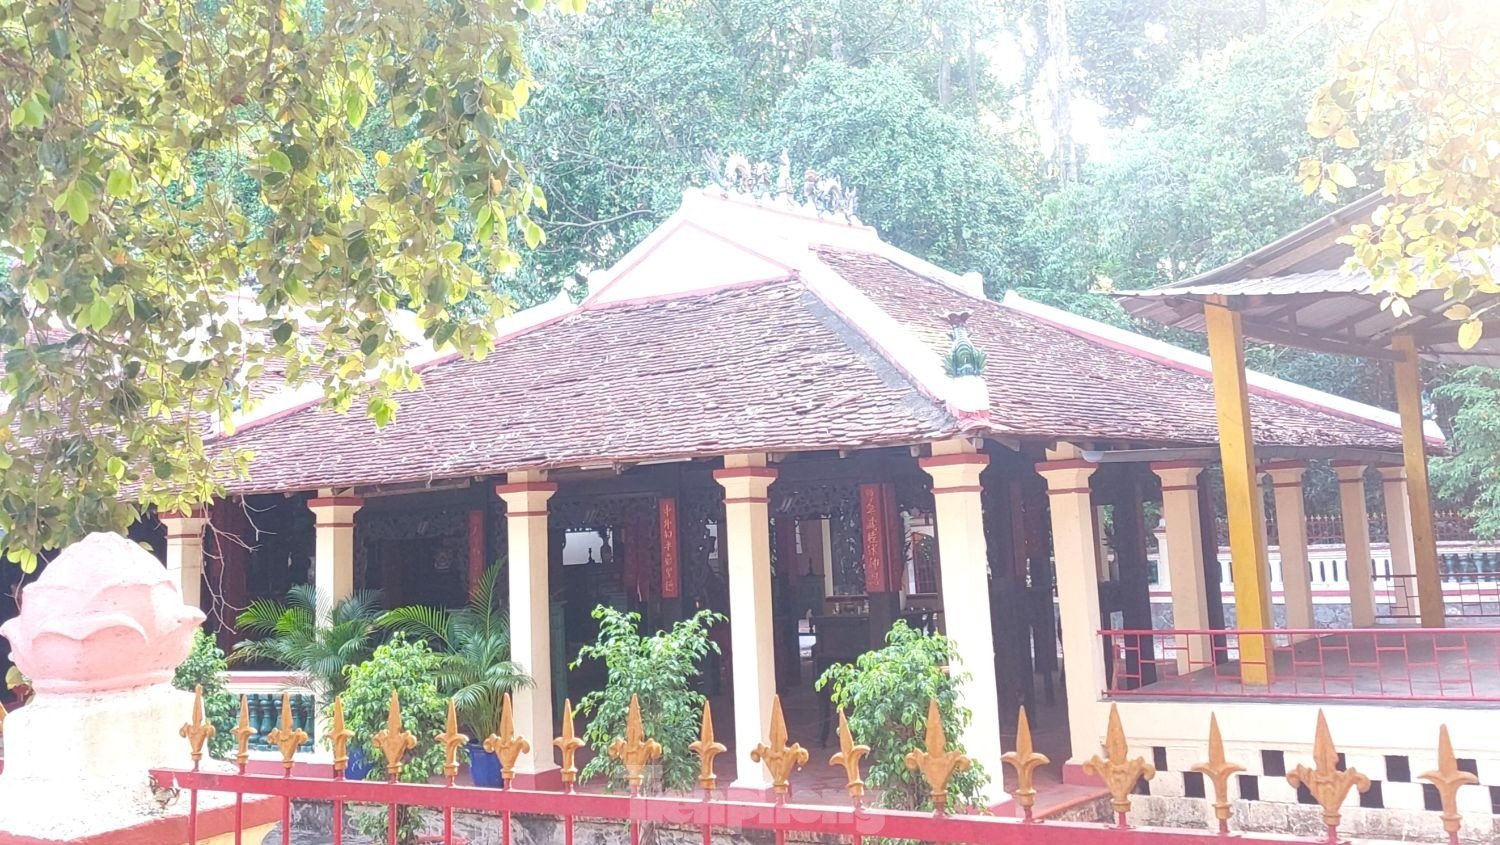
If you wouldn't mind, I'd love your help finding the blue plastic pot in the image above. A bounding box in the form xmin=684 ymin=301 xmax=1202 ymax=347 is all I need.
xmin=468 ymin=742 xmax=503 ymax=788
xmin=345 ymin=745 xmax=374 ymax=781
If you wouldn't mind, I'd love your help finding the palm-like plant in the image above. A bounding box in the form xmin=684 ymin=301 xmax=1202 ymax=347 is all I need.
xmin=379 ymin=564 xmax=531 ymax=740
xmin=232 ymin=585 xmax=384 ymax=701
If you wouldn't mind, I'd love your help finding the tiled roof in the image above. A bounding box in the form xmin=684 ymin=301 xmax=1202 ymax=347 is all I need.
xmin=814 ymin=247 xmax=1404 ymax=450
xmin=217 ymin=279 xmax=955 ymax=493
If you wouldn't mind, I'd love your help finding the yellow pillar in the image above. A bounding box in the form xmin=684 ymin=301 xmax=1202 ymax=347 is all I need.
xmin=919 ymin=440 xmax=1006 ymax=803
xmin=307 ymin=495 xmax=362 ymax=628
xmin=1333 ymin=463 xmax=1377 ymax=627
xmin=1265 ymin=462 xmax=1315 ymax=636
xmin=1203 ymin=303 xmax=1273 ymax=684
xmin=495 ymin=471 xmax=560 ymax=786
xmin=1038 ymin=447 xmax=1108 ymax=763
xmin=160 ymin=509 xmax=209 ymax=609
xmin=713 ymin=453 xmax=779 ymax=793
xmin=1150 ymin=462 xmax=1211 ymax=674
xmin=1392 ymin=334 xmax=1445 ymax=628
xmin=1378 ymin=465 xmax=1421 ymax=618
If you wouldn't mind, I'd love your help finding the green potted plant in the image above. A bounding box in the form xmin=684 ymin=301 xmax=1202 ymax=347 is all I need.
xmin=233 ymin=585 xmax=383 ymax=776
xmin=172 ymin=630 xmax=237 ymax=759
xmin=817 ymin=621 xmax=990 ymax=812
xmin=342 ymin=633 xmax=452 ymax=844
xmin=572 ymin=606 xmax=723 ymax=793
xmin=380 ymin=564 xmax=531 ymax=788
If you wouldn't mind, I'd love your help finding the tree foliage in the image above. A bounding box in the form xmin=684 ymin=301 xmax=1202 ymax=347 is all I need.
xmin=1309 ymin=0 xmax=1500 ymax=346
xmin=816 ymin=621 xmax=988 ymax=812
xmin=342 ymin=633 xmax=453 ymax=844
xmin=571 ymin=605 xmax=721 ymax=793
xmin=507 ymin=0 xmax=1021 ymax=302
xmin=172 ymin=628 xmax=237 ymax=759
xmin=0 ymin=0 xmax=580 ymax=566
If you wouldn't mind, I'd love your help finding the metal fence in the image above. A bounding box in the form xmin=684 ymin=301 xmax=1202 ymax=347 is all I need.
xmin=150 ymin=685 xmax=1475 ymax=845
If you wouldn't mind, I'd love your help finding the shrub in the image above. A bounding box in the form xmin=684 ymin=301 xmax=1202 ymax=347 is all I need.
xmin=816 ymin=621 xmax=989 ymax=811
xmin=380 ymin=563 xmax=531 ymax=740
xmin=573 ymin=606 xmax=722 ymax=792
xmin=172 ymin=629 xmax=237 ymax=759
xmin=342 ymin=633 xmax=455 ymax=844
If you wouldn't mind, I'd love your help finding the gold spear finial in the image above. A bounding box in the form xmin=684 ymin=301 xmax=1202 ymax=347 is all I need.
xmin=751 ymin=695 xmax=809 ymax=798
xmin=609 ymin=694 xmax=663 ymax=791
xmin=829 ymin=708 xmax=870 ymax=803
xmin=689 ymin=701 xmax=727 ymax=792
xmin=1286 ymin=710 xmax=1369 ymax=832
xmin=435 ymin=699 xmax=469 ymax=781
xmin=484 ymin=693 xmax=532 ymax=782
xmin=555 ymin=699 xmax=586 ymax=789
xmin=1082 ymin=703 xmax=1155 ymax=822
xmin=903 ymin=698 xmax=972 ymax=814
xmin=329 ymin=696 xmax=356 ymax=777
xmin=231 ymin=695 xmax=254 ymax=771
xmin=0 ymin=699 xmax=7 ymax=737
xmin=179 ymin=684 xmax=218 ymax=767
xmin=372 ymin=690 xmax=417 ymax=780
xmin=1190 ymin=714 xmax=1244 ymax=832
xmin=265 ymin=692 xmax=309 ymax=773
xmin=1001 ymin=706 xmax=1050 ymax=820
xmin=1419 ymin=725 xmax=1478 ymax=839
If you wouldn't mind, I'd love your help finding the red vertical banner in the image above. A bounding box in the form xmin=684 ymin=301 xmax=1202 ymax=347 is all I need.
xmin=658 ymin=497 xmax=680 ymax=599
xmin=860 ymin=483 xmax=889 ymax=594
xmin=467 ymin=508 xmax=486 ymax=591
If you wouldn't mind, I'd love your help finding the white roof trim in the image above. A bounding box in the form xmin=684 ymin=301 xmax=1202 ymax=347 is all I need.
xmin=1002 ymin=291 xmax=1444 ymax=444
xmin=797 ymin=256 xmax=998 ymax=428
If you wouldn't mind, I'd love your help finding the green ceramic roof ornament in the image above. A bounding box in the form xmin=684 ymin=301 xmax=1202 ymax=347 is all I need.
xmin=943 ymin=312 xmax=987 ymax=378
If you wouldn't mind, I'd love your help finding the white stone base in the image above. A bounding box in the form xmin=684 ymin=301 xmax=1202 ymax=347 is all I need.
xmin=0 ymin=683 xmax=235 ymax=841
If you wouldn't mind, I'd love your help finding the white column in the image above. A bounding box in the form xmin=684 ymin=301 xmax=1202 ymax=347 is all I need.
xmin=1265 ymin=462 xmax=1316 ymax=635
xmin=160 ymin=509 xmax=209 ymax=608
xmin=1333 ymin=463 xmax=1377 ymax=627
xmin=307 ymin=495 xmax=363 ymax=627
xmin=1037 ymin=446 xmax=1107 ymax=764
xmin=1379 ymin=465 xmax=1421 ymax=615
xmin=713 ymin=453 xmax=779 ymax=794
xmin=1150 ymin=462 xmax=1210 ymax=673
xmin=495 ymin=471 xmax=559 ymax=786
xmin=919 ymin=440 xmax=1006 ymax=804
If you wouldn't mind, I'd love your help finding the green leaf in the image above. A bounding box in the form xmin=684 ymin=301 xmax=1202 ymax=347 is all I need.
xmin=85 ymin=296 xmax=112 ymax=330
xmin=346 ymin=89 xmax=369 ymax=128
xmin=106 ymin=168 xmax=134 ymax=198
xmin=65 ymin=189 xmax=90 ymax=226
xmin=268 ymin=150 xmax=293 ymax=173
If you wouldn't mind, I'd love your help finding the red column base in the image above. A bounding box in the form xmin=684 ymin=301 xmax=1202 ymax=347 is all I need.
xmin=509 ymin=767 xmax=564 ymax=791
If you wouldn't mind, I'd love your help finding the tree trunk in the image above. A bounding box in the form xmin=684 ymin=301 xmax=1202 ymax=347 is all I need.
xmin=1044 ymin=0 xmax=1076 ymax=182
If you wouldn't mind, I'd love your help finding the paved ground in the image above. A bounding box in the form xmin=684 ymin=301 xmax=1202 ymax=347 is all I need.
xmin=1122 ymin=629 xmax=1500 ymax=700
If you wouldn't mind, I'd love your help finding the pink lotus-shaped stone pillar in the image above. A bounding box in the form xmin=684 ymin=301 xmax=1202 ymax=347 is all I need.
xmin=0 ymin=532 xmax=204 ymax=694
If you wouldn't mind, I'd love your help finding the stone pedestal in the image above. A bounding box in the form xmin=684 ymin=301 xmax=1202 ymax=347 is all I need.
xmin=0 ymin=532 xmax=273 ymax=844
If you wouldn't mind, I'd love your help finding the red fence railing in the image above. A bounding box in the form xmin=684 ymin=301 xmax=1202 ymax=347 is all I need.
xmin=1103 ymin=627 xmax=1500 ymax=703
xmin=1377 ymin=574 xmax=1500 ymax=621
xmin=148 ymin=681 xmax=1487 ymax=845
xmin=147 ymin=769 xmax=1314 ymax=845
